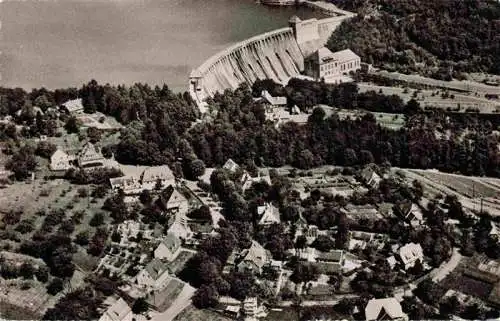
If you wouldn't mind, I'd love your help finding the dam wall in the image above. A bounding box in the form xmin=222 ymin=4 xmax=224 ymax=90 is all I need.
xmin=189 ymin=5 xmax=355 ymax=113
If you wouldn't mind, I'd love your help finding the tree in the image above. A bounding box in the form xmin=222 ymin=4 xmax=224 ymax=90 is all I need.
xmin=74 ymin=230 xmax=90 ymax=246
xmin=35 ymin=141 xmax=57 ymax=159
xmin=19 ymin=262 xmax=35 ymax=279
xmin=64 ymin=116 xmax=80 ymax=134
xmin=47 ymin=278 xmax=64 ymax=295
xmin=295 ymin=235 xmax=307 ymax=250
xmin=311 ymin=235 xmax=336 ymax=252
xmin=440 ymin=295 xmax=461 ymax=317
xmin=6 ymin=146 xmax=37 ymax=180
xmin=192 ymin=284 xmax=219 ymax=308
xmin=89 ymin=212 xmax=104 ymax=227
xmin=139 ymin=189 xmax=152 ymax=205
xmin=187 ymin=205 xmax=211 ymax=221
xmin=290 ymin=262 xmax=319 ymax=284
xmin=186 ymin=158 xmax=206 ymax=179
xmin=111 ymin=231 xmax=121 ymax=243
xmin=132 ymin=297 xmax=149 ymax=314
xmin=35 ymin=265 xmax=50 ymax=283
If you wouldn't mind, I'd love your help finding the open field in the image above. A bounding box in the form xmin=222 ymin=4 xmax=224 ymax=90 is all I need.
xmin=358 ymin=83 xmax=500 ymax=113
xmin=330 ymin=107 xmax=405 ymax=130
xmin=396 ymin=168 xmax=500 ymax=216
xmin=0 ymin=279 xmax=58 ymax=319
xmin=372 ymin=70 xmax=500 ymax=96
xmin=0 ymin=178 xmax=111 ymax=246
xmin=76 ymin=112 xmax=123 ymax=130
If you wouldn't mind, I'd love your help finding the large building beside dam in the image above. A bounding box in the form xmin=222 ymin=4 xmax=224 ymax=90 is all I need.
xmin=189 ymin=6 xmax=356 ymax=113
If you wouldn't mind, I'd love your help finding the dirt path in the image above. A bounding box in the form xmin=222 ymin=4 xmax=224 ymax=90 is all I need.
xmin=432 ymin=248 xmax=462 ymax=282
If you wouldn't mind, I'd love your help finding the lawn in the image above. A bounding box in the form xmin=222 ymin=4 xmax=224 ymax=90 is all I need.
xmin=169 ymin=250 xmax=195 ymax=275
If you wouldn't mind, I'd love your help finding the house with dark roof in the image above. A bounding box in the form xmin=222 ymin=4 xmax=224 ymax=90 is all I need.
xmin=78 ymin=142 xmax=105 ymax=168
xmin=136 ymin=259 xmax=170 ymax=290
xmin=361 ymin=166 xmax=382 ymax=189
xmin=156 ymin=185 xmax=188 ymax=214
xmin=394 ymin=201 xmax=424 ymax=226
xmin=237 ymin=241 xmax=270 ymax=274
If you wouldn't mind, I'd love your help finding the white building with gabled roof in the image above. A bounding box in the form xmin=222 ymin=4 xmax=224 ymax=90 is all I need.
xmin=140 ymin=165 xmax=175 ymax=190
xmin=154 ymin=233 xmax=181 ymax=261
xmin=98 ymin=297 xmax=133 ymax=321
xmin=260 ymin=90 xmax=287 ymax=108
xmin=223 ymin=158 xmax=240 ymax=173
xmin=398 ymin=242 xmax=424 ymax=270
xmin=365 ymin=297 xmax=408 ymax=321
xmin=257 ymin=203 xmax=280 ymax=226
xmin=61 ymin=98 xmax=84 ymax=114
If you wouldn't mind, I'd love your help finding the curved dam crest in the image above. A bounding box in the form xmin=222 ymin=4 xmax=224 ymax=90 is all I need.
xmin=189 ymin=8 xmax=356 ymax=112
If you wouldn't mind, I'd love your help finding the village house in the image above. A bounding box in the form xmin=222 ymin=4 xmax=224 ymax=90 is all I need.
xmin=398 ymin=242 xmax=424 ymax=270
xmin=237 ymin=241 xmax=269 ymax=274
xmin=242 ymin=297 xmax=267 ymax=319
xmin=156 ymin=186 xmax=189 ymax=214
xmin=61 ymin=98 xmax=84 ymax=114
xmin=224 ymin=305 xmax=241 ymax=319
xmin=109 ymin=176 xmax=142 ymax=195
xmin=257 ymin=203 xmax=280 ymax=226
xmin=78 ymin=142 xmax=105 ymax=168
xmin=365 ymin=297 xmax=408 ymax=321
xmin=50 ymin=149 xmax=74 ymax=171
xmin=304 ymin=47 xmax=361 ymax=82
xmin=98 ymin=297 xmax=133 ymax=321
xmin=258 ymin=90 xmax=287 ymax=109
xmin=141 ymin=165 xmax=175 ymax=190
xmin=348 ymin=231 xmax=388 ymax=251
xmin=154 ymin=233 xmax=181 ymax=262
xmin=241 ymin=171 xmax=272 ymax=191
xmin=166 ymin=218 xmax=193 ymax=241
xmin=223 ymin=158 xmax=240 ymax=173
xmin=395 ymin=201 xmax=424 ymax=226
xmin=361 ymin=166 xmax=382 ymax=189
xmin=136 ymin=259 xmax=170 ymax=290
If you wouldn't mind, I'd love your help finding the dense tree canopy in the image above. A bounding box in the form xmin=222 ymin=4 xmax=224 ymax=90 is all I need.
xmin=328 ymin=0 xmax=500 ymax=78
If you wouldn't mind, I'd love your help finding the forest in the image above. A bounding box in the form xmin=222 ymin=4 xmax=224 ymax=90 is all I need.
xmin=2 ymin=79 xmax=500 ymax=179
xmin=328 ymin=0 xmax=500 ymax=79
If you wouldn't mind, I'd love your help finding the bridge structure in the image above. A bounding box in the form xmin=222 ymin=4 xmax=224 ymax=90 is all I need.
xmin=188 ymin=5 xmax=356 ymax=113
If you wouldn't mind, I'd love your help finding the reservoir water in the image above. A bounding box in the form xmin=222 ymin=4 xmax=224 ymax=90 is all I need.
xmin=0 ymin=0 xmax=319 ymax=91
